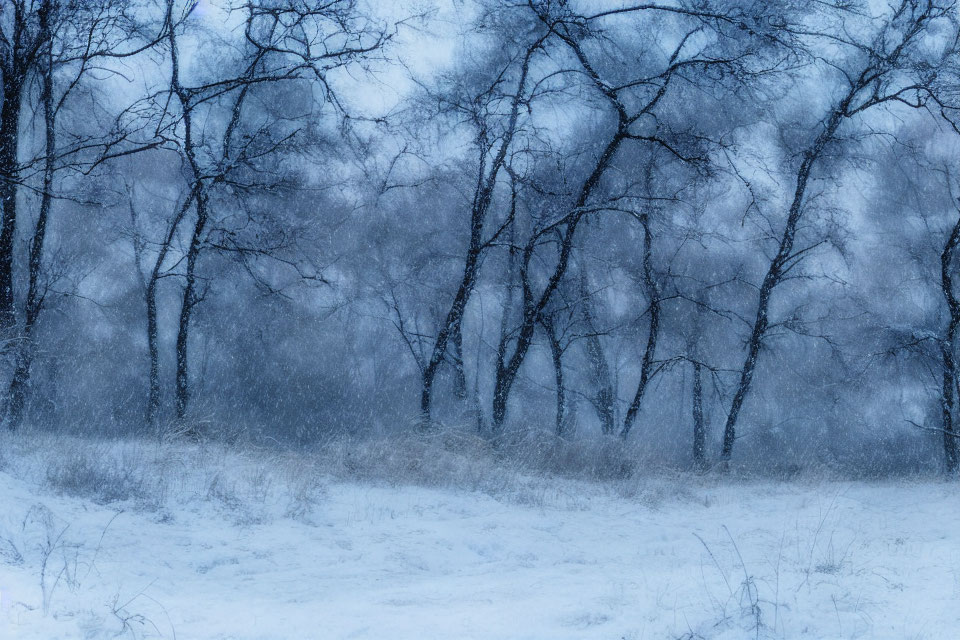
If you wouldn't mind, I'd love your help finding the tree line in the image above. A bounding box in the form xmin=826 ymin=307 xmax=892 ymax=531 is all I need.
xmin=3 ymin=0 xmax=960 ymax=473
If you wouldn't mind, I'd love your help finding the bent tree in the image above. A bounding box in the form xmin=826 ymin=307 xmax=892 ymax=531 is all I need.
xmin=139 ymin=0 xmax=391 ymax=430
xmin=419 ymin=24 xmax=549 ymax=423
xmin=720 ymin=0 xmax=956 ymax=461
xmin=491 ymin=1 xmax=755 ymax=433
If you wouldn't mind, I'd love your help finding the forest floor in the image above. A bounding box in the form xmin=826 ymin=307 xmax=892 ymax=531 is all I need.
xmin=0 ymin=432 xmax=957 ymax=639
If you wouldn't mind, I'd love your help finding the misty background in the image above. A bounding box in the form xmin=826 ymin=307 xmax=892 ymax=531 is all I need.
xmin=2 ymin=0 xmax=960 ymax=474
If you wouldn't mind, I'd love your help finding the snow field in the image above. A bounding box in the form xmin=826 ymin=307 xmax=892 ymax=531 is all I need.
xmin=0 ymin=434 xmax=957 ymax=639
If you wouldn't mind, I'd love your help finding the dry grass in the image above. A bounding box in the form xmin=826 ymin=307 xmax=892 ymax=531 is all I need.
xmin=0 ymin=423 xmax=886 ymax=522
xmin=0 ymin=430 xmax=328 ymax=524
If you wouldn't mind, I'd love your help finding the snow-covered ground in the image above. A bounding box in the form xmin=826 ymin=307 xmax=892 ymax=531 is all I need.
xmin=0 ymin=439 xmax=958 ymax=639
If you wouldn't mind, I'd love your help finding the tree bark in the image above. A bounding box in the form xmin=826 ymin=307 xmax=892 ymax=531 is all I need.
xmin=145 ymin=276 xmax=161 ymax=429
xmin=492 ymin=211 xmax=518 ymax=433
xmin=7 ymin=9 xmax=54 ymax=429
xmin=0 ymin=70 xmax=26 ymax=336
xmin=938 ymin=211 xmax=960 ymax=472
xmin=578 ymin=267 xmax=615 ymax=435
xmin=621 ymin=214 xmax=659 ymax=438
xmin=692 ymin=361 xmax=706 ymax=469
xmin=541 ymin=315 xmax=566 ymax=436
xmin=451 ymin=321 xmax=467 ymax=399
xmin=174 ymin=190 xmax=208 ymax=422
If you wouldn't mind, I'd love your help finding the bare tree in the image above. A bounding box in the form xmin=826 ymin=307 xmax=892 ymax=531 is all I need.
xmin=133 ymin=0 xmax=391 ymax=430
xmin=5 ymin=0 xmax=163 ymax=429
xmin=490 ymin=1 xmax=747 ymax=433
xmin=419 ymin=19 xmax=549 ymax=423
xmin=720 ymin=0 xmax=957 ymax=462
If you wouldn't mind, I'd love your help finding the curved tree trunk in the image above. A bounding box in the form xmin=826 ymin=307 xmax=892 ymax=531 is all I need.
xmin=420 ymin=39 xmax=542 ymax=423
xmin=420 ymin=246 xmax=480 ymax=418
xmin=719 ymin=100 xmax=850 ymax=461
xmin=174 ymin=191 xmax=208 ymax=422
xmin=491 ymin=129 xmax=628 ymax=432
xmin=621 ymin=214 xmax=659 ymax=438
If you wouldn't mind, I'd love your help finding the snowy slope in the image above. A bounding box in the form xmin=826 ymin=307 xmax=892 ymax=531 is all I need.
xmin=1 ymin=466 xmax=959 ymax=639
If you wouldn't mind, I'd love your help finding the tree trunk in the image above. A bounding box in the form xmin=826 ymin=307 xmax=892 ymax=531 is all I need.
xmin=939 ymin=211 xmax=960 ymax=472
xmin=578 ymin=267 xmax=615 ymax=435
xmin=492 ymin=212 xmax=518 ymax=434
xmin=621 ymin=214 xmax=659 ymax=438
xmin=719 ymin=100 xmax=850 ymax=461
xmin=472 ymin=344 xmax=485 ymax=433
xmin=940 ymin=343 xmax=957 ymax=472
xmin=175 ymin=191 xmax=208 ymax=422
xmin=692 ymin=361 xmax=706 ymax=469
xmin=7 ymin=17 xmax=54 ymax=430
xmin=146 ymin=278 xmax=161 ymax=429
xmin=143 ymin=188 xmax=197 ymax=431
xmin=421 ymin=246 xmax=481 ymax=419
xmin=541 ymin=316 xmax=566 ymax=436
xmin=0 ymin=73 xmax=25 ymax=336
xmin=451 ymin=321 xmax=467 ymax=399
